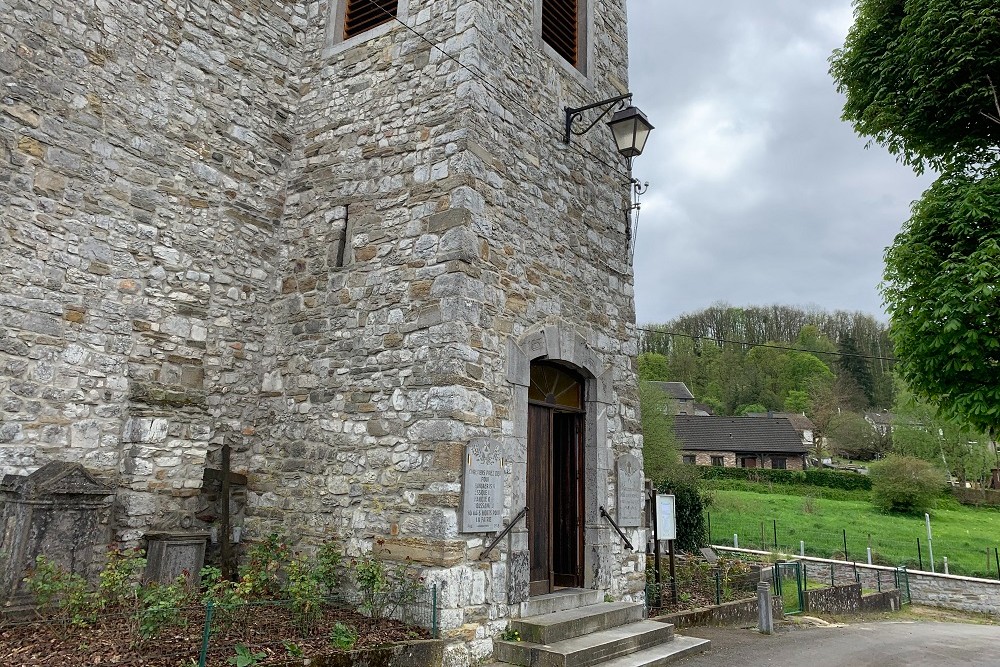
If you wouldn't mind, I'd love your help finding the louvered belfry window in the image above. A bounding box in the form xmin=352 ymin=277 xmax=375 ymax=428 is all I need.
xmin=542 ymin=0 xmax=579 ymax=66
xmin=343 ymin=0 xmax=398 ymax=40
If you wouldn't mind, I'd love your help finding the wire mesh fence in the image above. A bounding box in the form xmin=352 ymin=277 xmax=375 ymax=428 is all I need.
xmin=645 ymin=554 xmax=760 ymax=616
xmin=707 ymin=511 xmax=1000 ymax=579
xmin=0 ymin=585 xmax=438 ymax=667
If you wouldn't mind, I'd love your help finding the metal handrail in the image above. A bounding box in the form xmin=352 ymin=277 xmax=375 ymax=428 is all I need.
xmin=600 ymin=506 xmax=634 ymax=551
xmin=480 ymin=506 xmax=529 ymax=560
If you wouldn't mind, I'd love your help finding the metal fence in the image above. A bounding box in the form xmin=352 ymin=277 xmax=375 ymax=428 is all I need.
xmin=707 ymin=511 xmax=1000 ymax=579
xmin=0 ymin=586 xmax=438 ymax=667
xmin=645 ymin=555 xmax=759 ymax=615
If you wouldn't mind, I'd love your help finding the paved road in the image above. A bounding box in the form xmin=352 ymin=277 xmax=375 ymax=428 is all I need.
xmin=673 ymin=621 xmax=1000 ymax=666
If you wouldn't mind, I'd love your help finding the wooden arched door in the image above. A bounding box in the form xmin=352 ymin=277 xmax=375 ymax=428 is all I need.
xmin=527 ymin=362 xmax=585 ymax=596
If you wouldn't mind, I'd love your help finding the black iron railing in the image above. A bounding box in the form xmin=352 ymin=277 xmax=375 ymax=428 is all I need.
xmin=600 ymin=506 xmax=634 ymax=550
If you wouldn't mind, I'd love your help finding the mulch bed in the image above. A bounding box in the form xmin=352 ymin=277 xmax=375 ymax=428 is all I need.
xmin=0 ymin=605 xmax=430 ymax=667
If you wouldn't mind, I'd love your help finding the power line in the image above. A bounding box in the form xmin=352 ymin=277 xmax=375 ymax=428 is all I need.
xmin=636 ymin=327 xmax=898 ymax=362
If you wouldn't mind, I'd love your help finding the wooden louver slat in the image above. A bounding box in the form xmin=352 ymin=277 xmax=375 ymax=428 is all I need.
xmin=542 ymin=0 xmax=578 ymax=66
xmin=344 ymin=0 xmax=398 ymax=40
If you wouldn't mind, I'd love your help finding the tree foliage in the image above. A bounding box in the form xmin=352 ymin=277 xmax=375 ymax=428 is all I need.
xmin=639 ymin=304 xmax=888 ymax=415
xmin=869 ymin=455 xmax=946 ymax=515
xmin=891 ymin=381 xmax=995 ymax=485
xmin=829 ymin=0 xmax=1000 ymax=173
xmin=882 ymin=166 xmax=1000 ymax=434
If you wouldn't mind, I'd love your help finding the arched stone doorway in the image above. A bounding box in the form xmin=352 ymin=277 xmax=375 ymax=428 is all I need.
xmin=506 ymin=324 xmax=616 ymax=601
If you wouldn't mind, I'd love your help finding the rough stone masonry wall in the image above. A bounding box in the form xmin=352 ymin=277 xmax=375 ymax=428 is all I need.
xmin=0 ymin=0 xmax=306 ymax=538
xmin=252 ymin=1 xmax=643 ymax=665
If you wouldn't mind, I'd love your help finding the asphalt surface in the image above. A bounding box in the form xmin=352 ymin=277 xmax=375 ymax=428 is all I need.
xmin=672 ymin=621 xmax=1000 ymax=667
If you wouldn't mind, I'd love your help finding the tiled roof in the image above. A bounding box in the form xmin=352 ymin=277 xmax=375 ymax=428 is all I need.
xmin=646 ymin=381 xmax=694 ymax=401
xmin=673 ymin=415 xmax=808 ymax=454
xmin=747 ymin=411 xmax=815 ymax=432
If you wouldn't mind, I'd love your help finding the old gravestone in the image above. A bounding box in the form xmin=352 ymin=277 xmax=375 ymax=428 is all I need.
xmin=144 ymin=531 xmax=210 ymax=586
xmin=0 ymin=461 xmax=114 ymax=606
xmin=616 ymin=453 xmax=643 ymax=527
xmin=460 ymin=438 xmax=505 ymax=533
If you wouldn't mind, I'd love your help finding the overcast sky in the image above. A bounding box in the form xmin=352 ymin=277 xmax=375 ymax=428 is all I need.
xmin=626 ymin=0 xmax=933 ymax=325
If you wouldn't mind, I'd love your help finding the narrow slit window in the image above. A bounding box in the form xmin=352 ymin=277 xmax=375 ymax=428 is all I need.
xmin=542 ymin=0 xmax=579 ymax=66
xmin=344 ymin=0 xmax=398 ymax=40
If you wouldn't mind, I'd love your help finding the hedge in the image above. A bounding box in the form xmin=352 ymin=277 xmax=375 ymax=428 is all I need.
xmin=698 ymin=465 xmax=871 ymax=491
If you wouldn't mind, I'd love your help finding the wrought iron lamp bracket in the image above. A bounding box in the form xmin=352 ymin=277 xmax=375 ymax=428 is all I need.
xmin=564 ymin=93 xmax=633 ymax=143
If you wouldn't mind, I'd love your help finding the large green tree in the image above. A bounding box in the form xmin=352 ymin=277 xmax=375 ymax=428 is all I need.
xmin=832 ymin=0 xmax=1000 ymax=435
xmin=830 ymin=0 xmax=1000 ymax=173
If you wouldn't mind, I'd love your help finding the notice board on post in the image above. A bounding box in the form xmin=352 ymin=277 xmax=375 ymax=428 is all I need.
xmin=655 ymin=494 xmax=676 ymax=541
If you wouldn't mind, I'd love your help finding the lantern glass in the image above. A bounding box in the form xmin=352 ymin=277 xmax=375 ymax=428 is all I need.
xmin=608 ymin=106 xmax=654 ymax=158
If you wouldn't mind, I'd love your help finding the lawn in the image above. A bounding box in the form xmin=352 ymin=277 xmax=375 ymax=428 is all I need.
xmin=706 ymin=488 xmax=1000 ymax=578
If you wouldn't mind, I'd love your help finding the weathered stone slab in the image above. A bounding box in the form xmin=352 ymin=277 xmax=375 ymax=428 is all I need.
xmin=617 ymin=453 xmax=643 ymax=527
xmin=460 ymin=438 xmax=505 ymax=533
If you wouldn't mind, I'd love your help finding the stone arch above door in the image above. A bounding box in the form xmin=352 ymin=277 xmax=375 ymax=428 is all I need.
xmin=504 ymin=322 xmax=616 ymax=601
xmin=506 ymin=324 xmax=614 ymax=404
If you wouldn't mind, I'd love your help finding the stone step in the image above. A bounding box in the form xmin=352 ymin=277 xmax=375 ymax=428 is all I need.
xmin=495 ymin=620 xmax=675 ymax=667
xmin=513 ymin=601 xmax=647 ymax=644
xmin=596 ymin=635 xmax=711 ymax=667
xmin=519 ymin=588 xmax=606 ymax=617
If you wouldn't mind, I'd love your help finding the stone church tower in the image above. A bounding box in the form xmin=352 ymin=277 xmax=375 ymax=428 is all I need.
xmin=1 ymin=0 xmax=646 ymax=662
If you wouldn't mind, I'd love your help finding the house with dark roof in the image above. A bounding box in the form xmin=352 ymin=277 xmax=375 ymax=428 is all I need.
xmin=673 ymin=415 xmax=809 ymax=470
xmin=747 ymin=411 xmax=815 ymax=450
xmin=646 ymin=381 xmax=697 ymax=415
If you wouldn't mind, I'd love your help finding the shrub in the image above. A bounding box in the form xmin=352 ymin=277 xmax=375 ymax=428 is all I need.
xmin=23 ymin=555 xmax=93 ymax=625
xmin=699 ymin=465 xmax=872 ymax=491
xmin=329 ymin=622 xmax=358 ymax=650
xmin=352 ymin=540 xmax=423 ymax=620
xmin=869 ymin=455 xmax=946 ymax=515
xmin=655 ymin=476 xmax=708 ymax=552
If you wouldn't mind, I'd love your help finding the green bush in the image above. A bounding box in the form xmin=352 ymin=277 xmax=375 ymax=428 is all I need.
xmin=869 ymin=455 xmax=946 ymax=515
xmin=655 ymin=476 xmax=708 ymax=552
xmin=803 ymin=468 xmax=872 ymax=491
xmin=699 ymin=465 xmax=871 ymax=491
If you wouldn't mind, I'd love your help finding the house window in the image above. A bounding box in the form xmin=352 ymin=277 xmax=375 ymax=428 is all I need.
xmin=343 ymin=0 xmax=398 ymax=39
xmin=740 ymin=457 xmax=758 ymax=469
xmin=541 ymin=0 xmax=584 ymax=69
xmin=772 ymin=457 xmax=787 ymax=470
xmin=710 ymin=456 xmax=724 ymax=467
xmin=682 ymin=455 xmax=696 ymax=465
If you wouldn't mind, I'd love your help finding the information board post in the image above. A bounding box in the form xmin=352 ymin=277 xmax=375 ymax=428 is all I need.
xmin=655 ymin=494 xmax=678 ymax=606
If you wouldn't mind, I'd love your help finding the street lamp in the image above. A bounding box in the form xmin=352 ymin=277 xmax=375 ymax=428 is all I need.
xmin=564 ymin=93 xmax=654 ymax=164
xmin=607 ymin=105 xmax=654 ymax=160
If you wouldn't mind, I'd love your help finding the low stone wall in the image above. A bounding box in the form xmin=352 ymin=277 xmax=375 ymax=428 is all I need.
xmin=803 ymin=583 xmax=900 ymax=615
xmin=268 ymin=640 xmax=444 ymax=667
xmin=860 ymin=589 xmax=901 ymax=613
xmin=804 ymin=584 xmax=861 ymax=615
xmin=715 ymin=546 xmax=1000 ymax=616
xmin=656 ymin=596 xmax=784 ymax=629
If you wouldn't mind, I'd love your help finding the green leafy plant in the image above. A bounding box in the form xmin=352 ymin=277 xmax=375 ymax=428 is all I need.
xmin=286 ymin=554 xmax=323 ymax=635
xmin=98 ymin=546 xmax=147 ymax=609
xmin=228 ymin=644 xmax=266 ymax=667
xmin=23 ymin=556 xmax=93 ymax=625
xmin=314 ymin=539 xmax=344 ymax=595
xmin=237 ymin=533 xmax=291 ymax=599
xmin=869 ymin=455 xmax=946 ymax=515
xmin=351 ymin=541 xmax=424 ymax=620
xmin=135 ymin=576 xmax=188 ymax=643
xmin=499 ymin=626 xmax=521 ymax=642
xmin=282 ymin=640 xmax=304 ymax=658
xmin=329 ymin=622 xmax=358 ymax=650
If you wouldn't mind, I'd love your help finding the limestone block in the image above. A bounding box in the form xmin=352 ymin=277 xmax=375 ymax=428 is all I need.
xmin=122 ymin=417 xmax=169 ymax=443
xmin=380 ymin=536 xmax=466 ymax=567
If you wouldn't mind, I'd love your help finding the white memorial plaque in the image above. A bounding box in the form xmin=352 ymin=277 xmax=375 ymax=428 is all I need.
xmin=460 ymin=438 xmax=505 ymax=532
xmin=655 ymin=494 xmax=676 ymax=541
xmin=617 ymin=453 xmax=643 ymax=527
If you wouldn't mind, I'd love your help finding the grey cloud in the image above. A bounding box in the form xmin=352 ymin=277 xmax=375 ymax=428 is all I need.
xmin=626 ymin=0 xmax=933 ymax=323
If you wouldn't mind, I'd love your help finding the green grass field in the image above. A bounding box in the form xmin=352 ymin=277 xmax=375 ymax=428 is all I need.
xmin=707 ymin=488 xmax=1000 ymax=578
